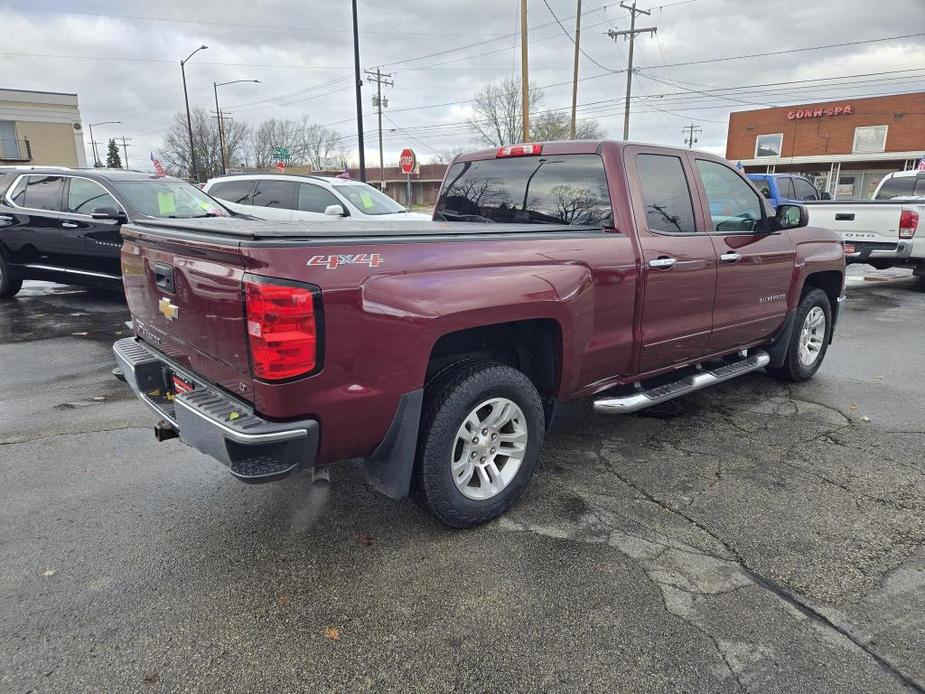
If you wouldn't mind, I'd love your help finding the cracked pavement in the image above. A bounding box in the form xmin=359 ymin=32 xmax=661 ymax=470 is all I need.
xmin=1 ymin=271 xmax=924 ymax=693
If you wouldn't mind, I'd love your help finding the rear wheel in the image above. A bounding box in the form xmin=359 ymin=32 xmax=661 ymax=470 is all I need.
xmin=0 ymin=252 xmax=23 ymax=299
xmin=768 ymin=288 xmax=832 ymax=382
xmin=413 ymin=361 xmax=545 ymax=528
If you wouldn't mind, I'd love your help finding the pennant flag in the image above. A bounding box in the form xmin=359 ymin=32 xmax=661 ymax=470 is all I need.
xmin=917 ymin=156 xmax=925 ymax=172
xmin=150 ymin=152 xmax=166 ymax=177
xmin=735 ymin=161 xmax=744 ymax=171
xmin=335 ymin=166 xmax=351 ymax=179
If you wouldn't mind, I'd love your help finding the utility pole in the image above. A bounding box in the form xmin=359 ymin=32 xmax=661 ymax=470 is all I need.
xmin=365 ymin=67 xmax=393 ymax=191
xmin=351 ymin=0 xmax=366 ymax=181
xmin=119 ymin=136 xmax=133 ymax=168
xmin=520 ymin=0 xmax=530 ymax=142
xmin=608 ymin=2 xmax=656 ymax=140
xmin=682 ymin=123 xmax=701 ymax=149
xmin=570 ymin=0 xmax=582 ymax=140
xmin=87 ymin=120 xmax=120 ymax=168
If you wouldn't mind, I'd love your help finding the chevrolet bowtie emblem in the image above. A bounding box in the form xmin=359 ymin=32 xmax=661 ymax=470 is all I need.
xmin=158 ymin=297 xmax=179 ymax=321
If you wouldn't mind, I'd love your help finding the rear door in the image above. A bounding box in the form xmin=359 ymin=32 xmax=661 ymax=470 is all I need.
xmin=691 ymin=157 xmax=795 ymax=353
xmin=121 ymin=226 xmax=255 ymax=400
xmin=5 ymin=174 xmax=86 ymax=269
xmin=626 ymin=147 xmax=717 ymax=373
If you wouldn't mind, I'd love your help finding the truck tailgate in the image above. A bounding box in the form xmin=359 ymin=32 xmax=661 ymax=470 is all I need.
xmin=804 ymin=201 xmax=903 ymax=246
xmin=120 ymin=226 xmax=255 ymax=401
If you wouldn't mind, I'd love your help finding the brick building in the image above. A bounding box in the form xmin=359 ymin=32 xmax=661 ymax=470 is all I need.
xmin=726 ymin=91 xmax=925 ymax=199
xmin=283 ymin=163 xmax=449 ymax=206
xmin=0 ymin=88 xmax=87 ymax=167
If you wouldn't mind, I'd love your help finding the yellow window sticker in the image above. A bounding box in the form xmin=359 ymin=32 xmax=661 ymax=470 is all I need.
xmin=360 ymin=192 xmax=375 ymax=209
xmin=157 ymin=191 xmax=177 ymax=216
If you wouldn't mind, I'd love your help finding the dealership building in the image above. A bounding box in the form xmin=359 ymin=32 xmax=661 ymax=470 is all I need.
xmin=0 ymin=88 xmax=87 ymax=167
xmin=726 ymin=91 xmax=925 ymax=199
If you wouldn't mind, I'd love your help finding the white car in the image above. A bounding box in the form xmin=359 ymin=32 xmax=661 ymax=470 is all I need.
xmin=203 ymin=173 xmax=432 ymax=222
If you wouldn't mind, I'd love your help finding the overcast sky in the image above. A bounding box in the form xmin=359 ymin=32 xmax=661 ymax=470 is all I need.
xmin=2 ymin=0 xmax=923 ymax=171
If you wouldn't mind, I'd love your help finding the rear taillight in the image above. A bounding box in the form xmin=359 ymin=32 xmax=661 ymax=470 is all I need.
xmin=496 ymin=143 xmax=543 ymax=158
xmin=244 ymin=278 xmax=320 ymax=380
xmin=899 ymin=209 xmax=919 ymax=238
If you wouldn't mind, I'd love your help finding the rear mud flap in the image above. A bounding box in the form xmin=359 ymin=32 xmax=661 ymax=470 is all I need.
xmin=363 ymin=390 xmax=423 ymax=500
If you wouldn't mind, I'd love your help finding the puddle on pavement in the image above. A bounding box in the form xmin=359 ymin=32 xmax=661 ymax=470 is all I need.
xmin=0 ymin=282 xmax=130 ymax=345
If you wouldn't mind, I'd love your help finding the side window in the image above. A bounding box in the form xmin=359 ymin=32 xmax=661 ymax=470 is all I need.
xmin=776 ymin=177 xmax=795 ymax=199
xmin=19 ymin=175 xmax=66 ymax=211
xmin=754 ymin=179 xmax=772 ymax=199
xmin=298 ymin=183 xmax=341 ymax=213
xmin=9 ymin=176 xmax=28 ymax=206
xmin=209 ymin=179 xmax=254 ymax=204
xmin=696 ymin=160 xmax=766 ymax=233
xmin=66 ymin=178 xmax=119 ymax=214
xmin=793 ymin=178 xmax=818 ymax=201
xmin=252 ymin=180 xmax=297 ymax=209
xmin=635 ymin=154 xmax=697 ymax=233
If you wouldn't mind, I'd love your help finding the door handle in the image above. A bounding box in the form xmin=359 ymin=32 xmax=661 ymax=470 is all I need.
xmin=720 ymin=252 xmax=742 ymax=263
xmin=0 ymin=215 xmax=12 ymax=222
xmin=61 ymin=222 xmax=79 ymax=228
xmin=648 ymin=256 xmax=678 ymax=269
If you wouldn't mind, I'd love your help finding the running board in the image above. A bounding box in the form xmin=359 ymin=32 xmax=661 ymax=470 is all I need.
xmin=593 ymin=349 xmax=770 ymax=415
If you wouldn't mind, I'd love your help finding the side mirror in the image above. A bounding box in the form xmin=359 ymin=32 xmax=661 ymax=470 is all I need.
xmin=91 ymin=207 xmax=126 ymax=221
xmin=775 ymin=203 xmax=808 ymax=230
xmin=324 ymin=204 xmax=346 ymax=217
xmin=820 ymin=191 xmax=832 ymax=200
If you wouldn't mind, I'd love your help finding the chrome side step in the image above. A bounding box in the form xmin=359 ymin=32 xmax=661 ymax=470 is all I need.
xmin=593 ymin=349 xmax=770 ymax=415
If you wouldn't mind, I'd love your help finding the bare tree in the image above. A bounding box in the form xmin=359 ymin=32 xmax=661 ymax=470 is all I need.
xmin=530 ymin=111 xmax=605 ymax=141
xmin=429 ymin=147 xmax=467 ymax=165
xmin=468 ymin=78 xmax=544 ymax=147
xmin=300 ymin=122 xmax=346 ymax=170
xmin=249 ymin=118 xmax=306 ymax=169
xmin=161 ymin=108 xmax=248 ymax=179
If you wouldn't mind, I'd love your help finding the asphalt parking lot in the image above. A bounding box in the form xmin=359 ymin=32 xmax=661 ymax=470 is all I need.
xmin=1 ymin=269 xmax=923 ymax=694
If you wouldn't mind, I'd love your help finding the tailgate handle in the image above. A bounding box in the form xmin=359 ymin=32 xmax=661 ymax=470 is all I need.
xmin=834 ymin=213 xmax=855 ymax=221
xmin=153 ymin=262 xmax=175 ymax=293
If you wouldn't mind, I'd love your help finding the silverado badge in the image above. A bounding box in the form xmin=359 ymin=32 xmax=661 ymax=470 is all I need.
xmin=158 ymin=297 xmax=179 ymax=321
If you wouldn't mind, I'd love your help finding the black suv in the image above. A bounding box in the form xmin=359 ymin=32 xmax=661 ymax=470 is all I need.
xmin=0 ymin=167 xmax=233 ymax=298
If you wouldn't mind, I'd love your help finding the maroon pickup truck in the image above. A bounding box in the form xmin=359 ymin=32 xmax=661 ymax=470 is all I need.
xmin=113 ymin=141 xmax=845 ymax=527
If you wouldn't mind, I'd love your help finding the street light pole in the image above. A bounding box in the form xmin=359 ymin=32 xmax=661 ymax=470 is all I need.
xmin=213 ymin=79 xmax=259 ymax=176
xmin=87 ymin=120 xmax=121 ymax=167
xmin=180 ymin=45 xmax=208 ymax=182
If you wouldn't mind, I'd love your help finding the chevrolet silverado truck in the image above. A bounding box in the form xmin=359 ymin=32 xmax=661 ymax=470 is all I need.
xmin=112 ymin=141 xmax=845 ymax=527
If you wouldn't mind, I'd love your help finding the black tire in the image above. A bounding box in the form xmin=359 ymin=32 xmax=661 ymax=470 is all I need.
xmin=768 ymin=288 xmax=832 ymax=382
xmin=413 ymin=360 xmax=545 ymax=528
xmin=0 ymin=251 xmax=23 ymax=299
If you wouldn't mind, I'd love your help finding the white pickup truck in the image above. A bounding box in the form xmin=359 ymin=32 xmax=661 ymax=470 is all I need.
xmin=805 ymin=170 xmax=923 ymax=283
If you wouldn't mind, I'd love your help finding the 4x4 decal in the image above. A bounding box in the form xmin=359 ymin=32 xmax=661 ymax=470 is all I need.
xmin=307 ymin=253 xmax=384 ymax=270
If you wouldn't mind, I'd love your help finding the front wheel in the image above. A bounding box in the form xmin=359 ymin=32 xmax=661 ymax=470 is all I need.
xmin=768 ymin=288 xmax=832 ymax=382
xmin=413 ymin=361 xmax=545 ymax=528
xmin=0 ymin=252 xmax=23 ymax=299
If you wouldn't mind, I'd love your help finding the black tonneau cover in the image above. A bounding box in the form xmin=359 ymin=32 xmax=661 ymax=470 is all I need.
xmin=123 ymin=217 xmax=601 ymax=240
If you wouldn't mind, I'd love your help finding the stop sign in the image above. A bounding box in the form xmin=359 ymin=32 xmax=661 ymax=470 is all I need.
xmin=276 ymin=160 xmax=286 ymax=173
xmin=399 ymin=148 xmax=416 ymax=175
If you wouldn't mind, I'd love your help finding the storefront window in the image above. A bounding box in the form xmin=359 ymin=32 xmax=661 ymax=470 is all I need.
xmin=754 ymin=134 xmax=783 ymax=158
xmin=852 ymin=126 xmax=888 ymax=153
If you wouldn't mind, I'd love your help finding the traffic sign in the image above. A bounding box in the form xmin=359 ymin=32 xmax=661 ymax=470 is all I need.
xmin=273 ymin=146 xmax=290 ymax=160
xmin=276 ymin=160 xmax=286 ymax=173
xmin=399 ymin=148 xmax=416 ymax=175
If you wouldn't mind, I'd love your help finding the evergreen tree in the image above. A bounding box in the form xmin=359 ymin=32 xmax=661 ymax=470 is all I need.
xmin=106 ymin=138 xmax=123 ymax=169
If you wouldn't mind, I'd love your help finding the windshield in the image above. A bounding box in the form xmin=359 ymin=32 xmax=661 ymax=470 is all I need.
xmin=434 ymin=154 xmax=612 ymax=226
xmin=112 ymin=178 xmax=231 ymax=219
xmin=332 ymin=182 xmax=407 ymax=215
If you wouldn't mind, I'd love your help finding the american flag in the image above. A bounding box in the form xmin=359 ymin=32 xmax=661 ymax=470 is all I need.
xmin=335 ymin=166 xmax=351 ymax=179
xmin=917 ymin=156 xmax=925 ymax=172
xmin=150 ymin=152 xmax=166 ymax=177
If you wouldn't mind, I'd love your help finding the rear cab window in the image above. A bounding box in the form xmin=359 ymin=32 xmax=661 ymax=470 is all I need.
xmin=435 ymin=153 xmax=612 ymax=226
xmin=876 ymin=175 xmax=924 ymax=199
xmin=634 ymin=153 xmax=697 ymax=233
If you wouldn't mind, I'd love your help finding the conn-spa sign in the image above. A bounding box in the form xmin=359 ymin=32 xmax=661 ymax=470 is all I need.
xmin=787 ymin=104 xmax=854 ymax=120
